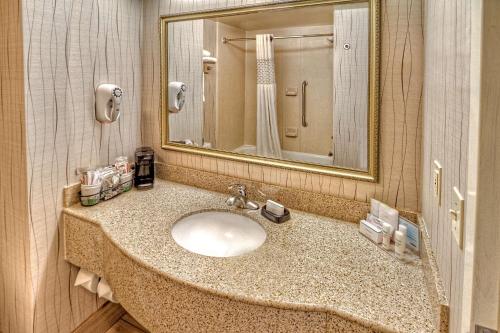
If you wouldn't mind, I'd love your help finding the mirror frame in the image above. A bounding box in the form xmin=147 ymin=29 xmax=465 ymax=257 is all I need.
xmin=160 ymin=0 xmax=380 ymax=182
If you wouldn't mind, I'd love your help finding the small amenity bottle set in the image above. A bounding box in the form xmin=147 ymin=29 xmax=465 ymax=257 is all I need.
xmin=359 ymin=198 xmax=421 ymax=261
xmin=79 ymin=155 xmax=135 ymax=206
xmin=79 ymin=147 xmax=155 ymax=207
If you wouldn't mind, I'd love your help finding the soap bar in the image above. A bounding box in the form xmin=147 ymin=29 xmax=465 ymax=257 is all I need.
xmin=261 ymin=205 xmax=291 ymax=224
xmin=266 ymin=200 xmax=285 ymax=216
xmin=359 ymin=219 xmax=383 ymax=244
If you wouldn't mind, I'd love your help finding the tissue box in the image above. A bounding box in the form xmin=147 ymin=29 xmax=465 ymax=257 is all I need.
xmin=359 ymin=219 xmax=383 ymax=244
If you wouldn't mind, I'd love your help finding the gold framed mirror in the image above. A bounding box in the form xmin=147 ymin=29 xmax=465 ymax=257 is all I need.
xmin=160 ymin=0 xmax=379 ymax=182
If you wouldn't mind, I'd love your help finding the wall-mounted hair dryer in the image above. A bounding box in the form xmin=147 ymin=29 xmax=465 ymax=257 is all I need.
xmin=168 ymin=81 xmax=186 ymax=113
xmin=95 ymin=84 xmax=123 ymax=123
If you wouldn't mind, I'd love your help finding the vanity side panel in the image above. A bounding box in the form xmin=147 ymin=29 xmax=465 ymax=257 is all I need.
xmin=104 ymin=241 xmax=327 ymax=333
xmin=63 ymin=214 xmax=105 ymax=277
xmin=141 ymin=0 xmax=424 ymax=212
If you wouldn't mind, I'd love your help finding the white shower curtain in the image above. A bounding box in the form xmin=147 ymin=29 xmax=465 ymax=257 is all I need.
xmin=256 ymin=34 xmax=282 ymax=158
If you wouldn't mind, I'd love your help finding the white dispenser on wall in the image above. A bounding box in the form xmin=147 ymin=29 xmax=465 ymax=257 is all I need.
xmin=95 ymin=83 xmax=123 ymax=123
xmin=168 ymin=81 xmax=186 ymax=113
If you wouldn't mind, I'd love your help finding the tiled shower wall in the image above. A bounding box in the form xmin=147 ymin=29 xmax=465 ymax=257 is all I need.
xmin=421 ymin=0 xmax=471 ymax=332
xmin=142 ymin=0 xmax=424 ymax=212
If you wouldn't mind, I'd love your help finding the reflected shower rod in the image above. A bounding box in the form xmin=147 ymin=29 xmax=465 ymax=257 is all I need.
xmin=222 ymin=33 xmax=333 ymax=44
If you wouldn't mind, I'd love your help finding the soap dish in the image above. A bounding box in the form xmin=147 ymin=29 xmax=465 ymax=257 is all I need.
xmin=261 ymin=205 xmax=291 ymax=224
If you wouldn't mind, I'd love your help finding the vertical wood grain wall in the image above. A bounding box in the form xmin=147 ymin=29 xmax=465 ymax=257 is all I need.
xmin=142 ymin=0 xmax=423 ymax=212
xmin=421 ymin=0 xmax=471 ymax=332
xmin=0 ymin=2 xmax=33 ymax=332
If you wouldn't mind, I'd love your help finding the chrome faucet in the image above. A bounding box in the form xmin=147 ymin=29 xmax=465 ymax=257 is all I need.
xmin=226 ymin=184 xmax=259 ymax=210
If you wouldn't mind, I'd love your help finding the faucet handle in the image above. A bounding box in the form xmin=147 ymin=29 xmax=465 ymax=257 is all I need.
xmin=228 ymin=184 xmax=247 ymax=196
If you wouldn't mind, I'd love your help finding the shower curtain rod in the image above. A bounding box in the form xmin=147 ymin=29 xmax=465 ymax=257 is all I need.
xmin=222 ymin=33 xmax=333 ymax=44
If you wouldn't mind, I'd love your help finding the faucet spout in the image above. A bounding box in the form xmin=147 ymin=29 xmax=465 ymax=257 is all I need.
xmin=226 ymin=184 xmax=260 ymax=210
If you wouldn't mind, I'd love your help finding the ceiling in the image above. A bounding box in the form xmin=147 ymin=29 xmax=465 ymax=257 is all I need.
xmin=212 ymin=5 xmax=336 ymax=31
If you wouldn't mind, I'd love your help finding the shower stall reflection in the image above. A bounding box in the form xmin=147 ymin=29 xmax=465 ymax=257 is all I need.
xmin=167 ymin=2 xmax=369 ymax=171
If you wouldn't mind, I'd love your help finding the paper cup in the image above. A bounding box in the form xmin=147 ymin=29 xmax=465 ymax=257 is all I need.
xmin=80 ymin=184 xmax=101 ymax=206
xmin=120 ymin=172 xmax=134 ymax=192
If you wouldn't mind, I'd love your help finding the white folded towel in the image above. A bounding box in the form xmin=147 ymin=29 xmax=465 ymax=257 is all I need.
xmin=97 ymin=278 xmax=118 ymax=303
xmin=203 ymin=56 xmax=217 ymax=64
xmin=74 ymin=268 xmax=99 ymax=293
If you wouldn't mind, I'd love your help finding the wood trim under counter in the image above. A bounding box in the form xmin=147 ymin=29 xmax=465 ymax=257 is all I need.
xmin=72 ymin=302 xmax=126 ymax=333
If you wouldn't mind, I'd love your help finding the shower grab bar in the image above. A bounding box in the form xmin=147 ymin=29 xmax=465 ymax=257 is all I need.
xmin=302 ymin=81 xmax=308 ymax=127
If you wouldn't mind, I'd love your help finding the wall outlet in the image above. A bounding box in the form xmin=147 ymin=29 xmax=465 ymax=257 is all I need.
xmin=449 ymin=186 xmax=464 ymax=249
xmin=433 ymin=160 xmax=442 ymax=206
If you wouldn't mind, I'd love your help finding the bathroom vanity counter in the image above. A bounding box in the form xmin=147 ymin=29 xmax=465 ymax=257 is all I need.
xmin=64 ymin=180 xmax=440 ymax=333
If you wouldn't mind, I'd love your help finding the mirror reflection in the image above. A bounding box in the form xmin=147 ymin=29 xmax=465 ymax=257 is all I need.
xmin=167 ymin=2 xmax=370 ymax=171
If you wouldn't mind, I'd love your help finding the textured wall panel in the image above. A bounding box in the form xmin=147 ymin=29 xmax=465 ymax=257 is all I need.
xmin=421 ymin=0 xmax=471 ymax=332
xmin=168 ymin=20 xmax=204 ymax=144
xmin=142 ymin=0 xmax=423 ymax=212
xmin=332 ymin=3 xmax=369 ymax=170
xmin=22 ymin=0 xmax=143 ymax=331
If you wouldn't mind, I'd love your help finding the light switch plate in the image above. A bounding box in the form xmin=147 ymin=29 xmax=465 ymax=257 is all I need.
xmin=433 ymin=160 xmax=442 ymax=206
xmin=450 ymin=186 xmax=464 ymax=249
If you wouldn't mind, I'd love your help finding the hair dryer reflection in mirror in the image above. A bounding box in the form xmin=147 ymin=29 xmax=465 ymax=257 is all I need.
xmin=168 ymin=81 xmax=187 ymax=113
xmin=95 ymin=83 xmax=123 ymax=124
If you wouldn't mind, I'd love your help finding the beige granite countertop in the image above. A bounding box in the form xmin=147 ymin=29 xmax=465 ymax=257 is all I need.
xmin=64 ymin=180 xmax=436 ymax=332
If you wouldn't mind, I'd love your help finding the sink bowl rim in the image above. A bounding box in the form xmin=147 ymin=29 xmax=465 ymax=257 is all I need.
xmin=170 ymin=209 xmax=267 ymax=257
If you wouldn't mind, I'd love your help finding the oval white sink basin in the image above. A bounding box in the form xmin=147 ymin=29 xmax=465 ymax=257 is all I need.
xmin=171 ymin=211 xmax=266 ymax=257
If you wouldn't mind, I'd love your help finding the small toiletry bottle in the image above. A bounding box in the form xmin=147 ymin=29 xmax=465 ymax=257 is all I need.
xmin=395 ymin=230 xmax=406 ymax=258
xmin=382 ymin=222 xmax=392 ymax=250
xmin=399 ymin=224 xmax=408 ymax=237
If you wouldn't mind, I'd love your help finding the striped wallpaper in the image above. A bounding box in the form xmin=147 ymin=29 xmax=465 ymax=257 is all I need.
xmin=167 ymin=20 xmax=204 ymax=145
xmin=332 ymin=3 xmax=369 ymax=170
xmin=2 ymin=0 xmax=427 ymax=332
xmin=421 ymin=0 xmax=471 ymax=331
xmin=12 ymin=0 xmax=142 ymax=332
